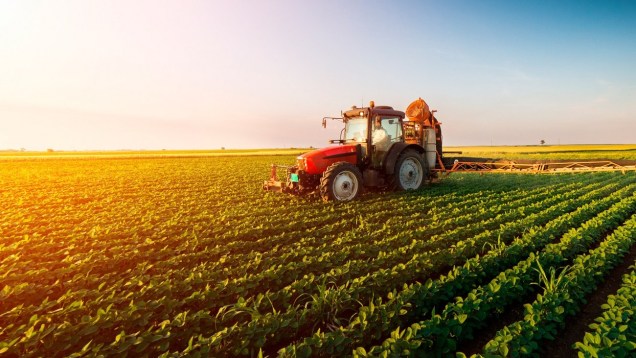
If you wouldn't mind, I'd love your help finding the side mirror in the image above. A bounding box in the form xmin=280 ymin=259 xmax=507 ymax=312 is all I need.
xmin=322 ymin=118 xmax=327 ymax=128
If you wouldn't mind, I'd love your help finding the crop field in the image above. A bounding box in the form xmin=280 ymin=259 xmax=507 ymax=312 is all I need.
xmin=1 ymin=149 xmax=636 ymax=357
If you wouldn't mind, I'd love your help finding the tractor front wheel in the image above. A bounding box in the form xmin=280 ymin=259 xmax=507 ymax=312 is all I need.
xmin=320 ymin=162 xmax=363 ymax=202
xmin=389 ymin=149 xmax=427 ymax=191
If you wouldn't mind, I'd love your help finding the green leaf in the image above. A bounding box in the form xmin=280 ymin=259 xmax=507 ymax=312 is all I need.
xmin=80 ymin=324 xmax=98 ymax=336
xmin=296 ymin=344 xmax=312 ymax=358
xmin=114 ymin=330 xmax=126 ymax=344
xmin=355 ymin=347 xmax=367 ymax=357
xmin=499 ymin=344 xmax=509 ymax=356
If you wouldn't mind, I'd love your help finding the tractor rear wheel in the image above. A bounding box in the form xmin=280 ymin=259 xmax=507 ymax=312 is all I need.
xmin=320 ymin=162 xmax=363 ymax=202
xmin=389 ymin=149 xmax=427 ymax=191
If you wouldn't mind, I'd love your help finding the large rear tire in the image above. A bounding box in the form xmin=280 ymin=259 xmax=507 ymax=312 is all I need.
xmin=320 ymin=162 xmax=363 ymax=202
xmin=389 ymin=149 xmax=427 ymax=191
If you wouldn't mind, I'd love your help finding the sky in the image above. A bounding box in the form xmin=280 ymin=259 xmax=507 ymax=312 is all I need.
xmin=1 ymin=0 xmax=635 ymax=150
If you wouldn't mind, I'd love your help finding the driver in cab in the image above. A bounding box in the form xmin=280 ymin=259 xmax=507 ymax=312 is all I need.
xmin=372 ymin=116 xmax=390 ymax=152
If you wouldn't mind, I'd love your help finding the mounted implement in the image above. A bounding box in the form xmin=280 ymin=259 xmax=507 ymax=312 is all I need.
xmin=447 ymin=160 xmax=636 ymax=173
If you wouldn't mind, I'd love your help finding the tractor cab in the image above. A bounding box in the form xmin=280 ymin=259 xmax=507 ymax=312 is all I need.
xmin=338 ymin=102 xmax=407 ymax=169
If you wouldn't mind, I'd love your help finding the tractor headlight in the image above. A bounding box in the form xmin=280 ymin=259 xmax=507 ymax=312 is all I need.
xmin=303 ymin=157 xmax=313 ymax=172
xmin=297 ymin=156 xmax=307 ymax=171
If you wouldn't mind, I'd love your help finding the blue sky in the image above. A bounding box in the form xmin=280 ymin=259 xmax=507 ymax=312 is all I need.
xmin=1 ymin=0 xmax=635 ymax=150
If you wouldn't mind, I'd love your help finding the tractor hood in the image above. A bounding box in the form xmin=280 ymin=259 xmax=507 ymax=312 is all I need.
xmin=297 ymin=145 xmax=359 ymax=175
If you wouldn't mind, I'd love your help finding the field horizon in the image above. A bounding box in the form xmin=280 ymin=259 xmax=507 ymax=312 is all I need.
xmin=1 ymin=143 xmax=636 ymax=160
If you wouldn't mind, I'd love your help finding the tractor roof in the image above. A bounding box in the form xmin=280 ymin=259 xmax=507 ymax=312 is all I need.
xmin=343 ymin=105 xmax=405 ymax=119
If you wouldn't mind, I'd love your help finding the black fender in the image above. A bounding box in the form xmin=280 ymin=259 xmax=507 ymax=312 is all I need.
xmin=383 ymin=143 xmax=426 ymax=175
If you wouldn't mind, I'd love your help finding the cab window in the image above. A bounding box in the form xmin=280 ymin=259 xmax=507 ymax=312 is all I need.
xmin=381 ymin=117 xmax=402 ymax=144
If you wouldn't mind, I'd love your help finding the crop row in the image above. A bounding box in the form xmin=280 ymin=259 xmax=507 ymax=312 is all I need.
xmin=356 ymin=191 xmax=636 ymax=356
xmin=0 ymin=180 xmax=585 ymax=357
xmin=574 ymin=264 xmax=636 ymax=358
xmin=477 ymin=210 xmax=636 ymax=356
xmin=1 ymin=168 xmax=588 ymax=304
xmin=182 ymin=179 xmax=632 ymax=356
xmin=278 ymin=181 xmax=636 ymax=356
xmin=0 ymin=174 xmax=603 ymax=333
xmin=1 ymin=155 xmax=633 ymax=358
xmin=167 ymin=179 xmax=636 ymax=356
xmin=208 ymin=178 xmax=587 ymax=312
xmin=140 ymin=176 xmax=578 ymax=294
xmin=0 ymin=176 xmax=584 ymax=336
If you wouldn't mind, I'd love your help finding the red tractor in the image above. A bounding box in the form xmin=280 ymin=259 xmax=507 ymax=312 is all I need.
xmin=263 ymin=98 xmax=444 ymax=201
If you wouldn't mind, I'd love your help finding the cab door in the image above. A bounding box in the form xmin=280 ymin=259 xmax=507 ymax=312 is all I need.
xmin=372 ymin=117 xmax=402 ymax=167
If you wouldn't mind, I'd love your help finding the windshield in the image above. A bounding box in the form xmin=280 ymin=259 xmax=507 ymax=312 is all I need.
xmin=344 ymin=117 xmax=367 ymax=143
